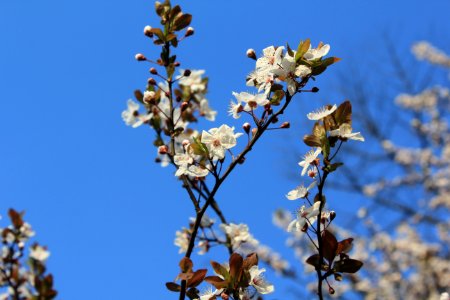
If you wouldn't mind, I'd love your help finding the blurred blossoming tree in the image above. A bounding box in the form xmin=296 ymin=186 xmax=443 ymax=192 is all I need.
xmin=275 ymin=40 xmax=450 ymax=299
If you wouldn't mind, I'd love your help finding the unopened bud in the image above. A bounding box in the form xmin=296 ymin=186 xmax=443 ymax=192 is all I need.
xmin=147 ymin=78 xmax=157 ymax=86
xmin=330 ymin=211 xmax=336 ymax=221
xmin=143 ymin=91 xmax=156 ymax=104
xmin=181 ymin=102 xmax=189 ymax=111
xmin=144 ymin=25 xmax=153 ymax=37
xmin=237 ymin=156 xmax=246 ymax=164
xmin=311 ymin=87 xmax=319 ymax=93
xmin=185 ymin=27 xmax=194 ymax=37
xmin=183 ymin=69 xmax=191 ymax=77
xmin=301 ymin=223 xmax=308 ymax=232
xmin=280 ymin=121 xmax=290 ymax=129
xmin=135 ymin=53 xmax=146 ymax=61
xmin=174 ymin=61 xmax=181 ymax=67
xmin=150 ymin=67 xmax=158 ymax=75
xmin=246 ymin=48 xmax=256 ymax=60
xmin=242 ymin=122 xmax=251 ymax=134
xmin=158 ymin=145 xmax=168 ymax=155
xmin=329 ymin=287 xmax=335 ymax=295
xmin=251 ymin=128 xmax=258 ymax=136
xmin=308 ymin=169 xmax=316 ymax=178
xmin=182 ymin=139 xmax=190 ymax=147
xmin=271 ymin=116 xmax=279 ymax=124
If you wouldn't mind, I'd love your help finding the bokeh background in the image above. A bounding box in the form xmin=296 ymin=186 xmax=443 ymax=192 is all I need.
xmin=1 ymin=0 xmax=449 ymax=299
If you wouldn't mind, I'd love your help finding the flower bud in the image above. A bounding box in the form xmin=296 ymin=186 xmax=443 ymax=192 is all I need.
xmin=174 ymin=61 xmax=181 ymax=67
xmin=220 ymin=292 xmax=229 ymax=300
xmin=311 ymin=87 xmax=319 ymax=93
xmin=135 ymin=53 xmax=146 ymax=61
xmin=143 ymin=91 xmax=156 ymax=104
xmin=147 ymin=78 xmax=157 ymax=86
xmin=150 ymin=67 xmax=158 ymax=75
xmin=246 ymin=48 xmax=257 ymax=60
xmin=158 ymin=145 xmax=168 ymax=155
xmin=271 ymin=116 xmax=279 ymax=124
xmin=251 ymin=128 xmax=258 ymax=136
xmin=182 ymin=139 xmax=190 ymax=147
xmin=301 ymin=223 xmax=308 ymax=232
xmin=143 ymin=25 xmax=153 ymax=37
xmin=280 ymin=121 xmax=290 ymax=129
xmin=329 ymin=287 xmax=335 ymax=295
xmin=237 ymin=156 xmax=246 ymax=164
xmin=185 ymin=27 xmax=194 ymax=37
xmin=183 ymin=69 xmax=191 ymax=77
xmin=242 ymin=122 xmax=251 ymax=134
xmin=330 ymin=211 xmax=336 ymax=221
xmin=181 ymin=102 xmax=189 ymax=111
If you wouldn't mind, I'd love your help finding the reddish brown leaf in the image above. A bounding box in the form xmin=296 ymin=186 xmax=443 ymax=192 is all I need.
xmin=243 ymin=253 xmax=259 ymax=270
xmin=187 ymin=269 xmax=207 ymax=288
xmin=334 ymin=259 xmax=363 ymax=274
xmin=204 ymin=276 xmax=228 ymax=289
xmin=337 ymin=238 xmax=354 ymax=254
xmin=322 ymin=230 xmax=338 ymax=264
xmin=179 ymin=257 xmax=193 ymax=273
xmin=166 ymin=282 xmax=181 ymax=292
xmin=210 ymin=261 xmax=229 ymax=280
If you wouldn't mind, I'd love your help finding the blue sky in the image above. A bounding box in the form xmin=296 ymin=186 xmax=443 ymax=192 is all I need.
xmin=1 ymin=0 xmax=449 ymax=299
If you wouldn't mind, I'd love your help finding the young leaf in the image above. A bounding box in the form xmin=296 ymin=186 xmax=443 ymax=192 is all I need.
xmin=187 ymin=269 xmax=207 ymax=288
xmin=229 ymin=253 xmax=243 ymax=285
xmin=166 ymin=282 xmax=181 ymax=292
xmin=204 ymin=276 xmax=228 ymax=289
xmin=334 ymin=259 xmax=363 ymax=273
xmin=210 ymin=261 xmax=229 ymax=280
xmin=337 ymin=238 xmax=354 ymax=254
xmin=173 ymin=14 xmax=192 ymax=31
xmin=322 ymin=230 xmax=338 ymax=264
xmin=295 ymin=38 xmax=311 ymax=62
xmin=334 ymin=100 xmax=352 ymax=126
xmin=305 ymin=254 xmax=321 ymax=268
xmin=179 ymin=257 xmax=193 ymax=273
xmin=303 ymin=134 xmax=322 ymax=147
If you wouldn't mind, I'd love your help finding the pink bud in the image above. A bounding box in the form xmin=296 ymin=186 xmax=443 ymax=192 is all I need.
xmin=135 ymin=53 xmax=146 ymax=61
xmin=242 ymin=122 xmax=251 ymax=134
xmin=143 ymin=26 xmax=153 ymax=37
xmin=246 ymin=48 xmax=256 ymax=60
xmin=280 ymin=121 xmax=290 ymax=129
xmin=150 ymin=67 xmax=158 ymax=75
xmin=147 ymin=78 xmax=157 ymax=85
xmin=158 ymin=145 xmax=168 ymax=155
xmin=185 ymin=27 xmax=194 ymax=37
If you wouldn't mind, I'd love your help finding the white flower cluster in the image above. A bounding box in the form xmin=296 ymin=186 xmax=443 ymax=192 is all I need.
xmin=412 ymin=41 xmax=450 ymax=68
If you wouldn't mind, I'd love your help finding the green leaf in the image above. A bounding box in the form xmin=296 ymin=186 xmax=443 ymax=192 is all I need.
xmin=325 ymin=162 xmax=343 ymax=173
xmin=334 ymin=100 xmax=352 ymax=126
xmin=321 ymin=56 xmax=341 ymax=67
xmin=321 ymin=137 xmax=330 ymax=159
xmin=295 ymin=38 xmax=311 ymax=62
xmin=270 ymin=90 xmax=285 ymax=106
xmin=303 ymin=134 xmax=322 ymax=147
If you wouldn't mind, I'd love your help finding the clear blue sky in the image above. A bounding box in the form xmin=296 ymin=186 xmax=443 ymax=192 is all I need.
xmin=1 ymin=0 xmax=449 ymax=299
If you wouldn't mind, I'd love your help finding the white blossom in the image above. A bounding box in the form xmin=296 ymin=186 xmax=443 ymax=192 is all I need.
xmin=178 ymin=69 xmax=206 ymax=92
xmin=298 ymin=148 xmax=321 ymax=176
xmin=201 ymin=125 xmax=242 ymax=160
xmin=306 ymin=104 xmax=337 ymax=120
xmin=286 ymin=181 xmax=317 ymax=200
xmin=329 ymin=123 xmax=365 ymax=141
xmin=232 ymin=92 xmax=269 ymax=111
xmin=29 ymin=245 xmax=50 ymax=262
xmin=287 ymin=201 xmax=321 ymax=232
xmin=304 ymin=44 xmax=331 ymax=61
xmin=248 ymin=265 xmax=275 ymax=294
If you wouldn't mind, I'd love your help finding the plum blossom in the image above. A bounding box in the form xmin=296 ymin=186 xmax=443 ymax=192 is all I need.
xmin=174 ymin=228 xmax=190 ymax=253
xmin=306 ymin=104 xmax=337 ymax=120
xmin=228 ymin=100 xmax=243 ymax=119
xmin=178 ymin=69 xmax=206 ymax=92
xmin=220 ymin=223 xmax=256 ymax=249
xmin=201 ymin=125 xmax=243 ymax=160
xmin=304 ymin=44 xmax=331 ymax=61
xmin=271 ymin=55 xmax=311 ymax=95
xmin=299 ymin=148 xmax=321 ymax=176
xmin=29 ymin=245 xmax=50 ymax=262
xmin=286 ymin=181 xmax=316 ymax=200
xmin=199 ymin=99 xmax=217 ymax=121
xmin=248 ymin=265 xmax=275 ymax=294
xmin=287 ymin=201 xmax=321 ymax=232
xmin=256 ymin=46 xmax=284 ymax=72
xmin=232 ymin=92 xmax=270 ymax=111
xmin=329 ymin=123 xmax=365 ymax=141
xmin=121 ymin=99 xmax=152 ymax=128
